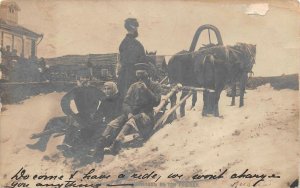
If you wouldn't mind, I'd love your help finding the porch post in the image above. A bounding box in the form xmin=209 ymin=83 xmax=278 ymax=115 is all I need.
xmin=21 ymin=37 xmax=24 ymax=57
xmin=11 ymin=34 xmax=14 ymax=49
xmin=1 ymin=31 xmax=3 ymax=48
xmin=31 ymin=39 xmax=36 ymax=58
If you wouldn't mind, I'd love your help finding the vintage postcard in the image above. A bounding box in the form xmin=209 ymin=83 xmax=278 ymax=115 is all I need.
xmin=0 ymin=0 xmax=299 ymax=188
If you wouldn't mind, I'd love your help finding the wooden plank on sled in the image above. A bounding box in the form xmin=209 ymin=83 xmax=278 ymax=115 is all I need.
xmin=162 ymin=84 xmax=215 ymax=93
xmin=153 ymin=91 xmax=193 ymax=131
xmin=123 ymin=133 xmax=140 ymax=143
xmin=154 ymin=85 xmax=180 ymax=115
xmin=181 ymin=86 xmax=215 ymax=93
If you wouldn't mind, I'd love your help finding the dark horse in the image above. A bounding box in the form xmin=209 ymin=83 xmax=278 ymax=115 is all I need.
xmin=168 ymin=43 xmax=256 ymax=117
xmin=167 ymin=50 xmax=198 ymax=117
xmin=226 ymin=43 xmax=256 ymax=107
xmin=145 ymin=51 xmax=168 ymax=82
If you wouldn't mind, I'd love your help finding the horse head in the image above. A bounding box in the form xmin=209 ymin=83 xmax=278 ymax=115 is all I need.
xmin=145 ymin=50 xmax=157 ymax=65
xmin=231 ymin=43 xmax=256 ymax=73
xmin=145 ymin=50 xmax=167 ymax=81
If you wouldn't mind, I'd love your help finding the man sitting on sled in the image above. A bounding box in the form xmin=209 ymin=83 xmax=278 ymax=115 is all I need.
xmin=26 ymin=79 xmax=122 ymax=156
xmin=96 ymin=63 xmax=162 ymax=157
xmin=26 ymin=77 xmax=104 ymax=152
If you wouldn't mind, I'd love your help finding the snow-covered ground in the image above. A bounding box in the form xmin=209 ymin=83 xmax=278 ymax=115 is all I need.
xmin=0 ymin=85 xmax=298 ymax=188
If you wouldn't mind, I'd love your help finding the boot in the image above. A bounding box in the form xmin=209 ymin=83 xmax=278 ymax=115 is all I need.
xmin=26 ymin=136 xmax=50 ymax=152
xmin=94 ymin=152 xmax=104 ymax=163
xmin=57 ymin=144 xmax=74 ymax=158
xmin=93 ymin=137 xmax=105 ymax=163
xmin=94 ymin=147 xmax=105 ymax=163
xmin=104 ymin=140 xmax=122 ymax=156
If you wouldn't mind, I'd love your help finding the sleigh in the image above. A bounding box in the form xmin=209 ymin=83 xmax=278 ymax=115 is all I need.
xmin=28 ymin=24 xmax=255 ymax=167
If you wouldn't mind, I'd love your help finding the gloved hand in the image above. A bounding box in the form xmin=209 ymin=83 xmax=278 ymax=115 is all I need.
xmin=137 ymin=81 xmax=147 ymax=90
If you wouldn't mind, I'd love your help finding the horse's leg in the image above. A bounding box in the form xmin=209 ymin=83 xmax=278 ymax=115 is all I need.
xmin=202 ymin=90 xmax=209 ymax=116
xmin=213 ymin=65 xmax=226 ymax=117
xmin=202 ymin=59 xmax=213 ymax=116
xmin=180 ymin=90 xmax=188 ymax=117
xmin=191 ymin=90 xmax=197 ymax=109
xmin=170 ymin=93 xmax=177 ymax=120
xmin=213 ymin=90 xmax=221 ymax=117
xmin=239 ymin=73 xmax=248 ymax=107
xmin=231 ymin=82 xmax=236 ymax=106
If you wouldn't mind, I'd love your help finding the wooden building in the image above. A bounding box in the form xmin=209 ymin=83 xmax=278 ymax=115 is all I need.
xmin=0 ymin=0 xmax=42 ymax=59
xmin=45 ymin=53 xmax=119 ymax=82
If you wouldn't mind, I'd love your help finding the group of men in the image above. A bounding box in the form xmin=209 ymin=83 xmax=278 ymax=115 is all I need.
xmin=27 ymin=18 xmax=162 ymax=162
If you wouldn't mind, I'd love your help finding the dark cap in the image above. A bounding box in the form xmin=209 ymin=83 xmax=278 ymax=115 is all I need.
xmin=124 ymin=18 xmax=139 ymax=31
xmin=135 ymin=63 xmax=150 ymax=71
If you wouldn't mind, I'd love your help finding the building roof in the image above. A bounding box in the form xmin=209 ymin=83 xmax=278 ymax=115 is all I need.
xmin=0 ymin=19 xmax=42 ymax=38
xmin=0 ymin=1 xmax=21 ymax=11
xmin=45 ymin=53 xmax=119 ymax=66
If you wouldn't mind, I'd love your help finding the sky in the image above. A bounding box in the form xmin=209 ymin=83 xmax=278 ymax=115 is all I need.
xmin=13 ymin=0 xmax=300 ymax=76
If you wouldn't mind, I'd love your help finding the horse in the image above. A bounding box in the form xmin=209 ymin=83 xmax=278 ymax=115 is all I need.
xmin=167 ymin=43 xmax=256 ymax=117
xmin=193 ymin=45 xmax=230 ymax=117
xmin=166 ymin=50 xmax=199 ymax=117
xmin=226 ymin=43 xmax=256 ymax=107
